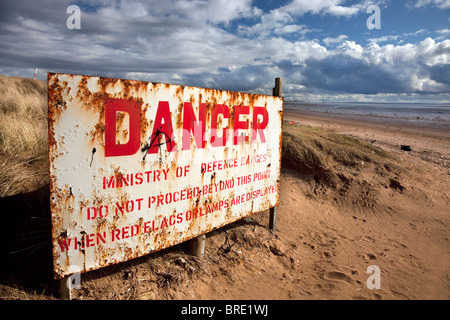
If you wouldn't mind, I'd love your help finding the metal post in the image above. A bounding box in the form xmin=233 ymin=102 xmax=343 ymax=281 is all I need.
xmin=273 ymin=77 xmax=282 ymax=98
xmin=269 ymin=207 xmax=277 ymax=232
xmin=59 ymin=270 xmax=81 ymax=300
xmin=188 ymin=234 xmax=206 ymax=257
xmin=270 ymin=77 xmax=282 ymax=232
xmin=59 ymin=277 xmax=73 ymax=300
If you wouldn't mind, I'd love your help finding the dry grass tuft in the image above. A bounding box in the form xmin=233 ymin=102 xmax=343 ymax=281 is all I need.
xmin=0 ymin=149 xmax=48 ymax=198
xmin=0 ymin=74 xmax=47 ymax=154
xmin=0 ymin=75 xmax=48 ymax=198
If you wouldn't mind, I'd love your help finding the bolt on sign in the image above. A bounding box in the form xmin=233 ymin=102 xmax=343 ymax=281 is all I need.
xmin=48 ymin=73 xmax=283 ymax=279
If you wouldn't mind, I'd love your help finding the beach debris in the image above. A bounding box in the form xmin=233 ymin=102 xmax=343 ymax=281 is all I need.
xmin=269 ymin=242 xmax=286 ymax=256
xmin=400 ymin=145 xmax=412 ymax=151
xmin=174 ymin=256 xmax=188 ymax=268
xmin=289 ymin=121 xmax=295 ymax=125
xmin=389 ymin=179 xmax=405 ymax=193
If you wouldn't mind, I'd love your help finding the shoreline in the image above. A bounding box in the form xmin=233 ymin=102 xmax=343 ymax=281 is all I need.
xmin=283 ymin=108 xmax=450 ymax=136
xmin=283 ymin=109 xmax=450 ymax=168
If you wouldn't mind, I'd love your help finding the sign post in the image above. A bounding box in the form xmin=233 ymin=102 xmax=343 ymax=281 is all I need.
xmin=187 ymin=234 xmax=206 ymax=258
xmin=270 ymin=77 xmax=282 ymax=232
xmin=48 ymin=73 xmax=283 ymax=284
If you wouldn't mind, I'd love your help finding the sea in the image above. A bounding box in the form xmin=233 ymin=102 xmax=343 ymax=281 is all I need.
xmin=284 ymin=102 xmax=450 ymax=129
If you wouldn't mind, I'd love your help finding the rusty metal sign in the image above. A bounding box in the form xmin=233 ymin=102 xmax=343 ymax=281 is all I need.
xmin=48 ymin=73 xmax=283 ymax=279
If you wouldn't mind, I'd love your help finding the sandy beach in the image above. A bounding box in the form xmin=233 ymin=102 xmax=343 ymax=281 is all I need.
xmin=270 ymin=109 xmax=450 ymax=299
xmin=283 ymin=109 xmax=450 ymax=167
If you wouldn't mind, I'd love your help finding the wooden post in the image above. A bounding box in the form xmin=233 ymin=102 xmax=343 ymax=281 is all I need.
xmin=273 ymin=77 xmax=282 ymax=98
xmin=270 ymin=77 xmax=282 ymax=232
xmin=188 ymin=234 xmax=206 ymax=257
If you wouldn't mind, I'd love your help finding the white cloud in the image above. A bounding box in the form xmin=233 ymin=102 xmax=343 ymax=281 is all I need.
xmin=404 ymin=29 xmax=428 ymax=36
xmin=273 ymin=24 xmax=309 ymax=36
xmin=238 ymin=0 xmax=364 ymax=38
xmin=281 ymin=0 xmax=362 ymax=17
xmin=407 ymin=0 xmax=450 ymax=9
xmin=368 ymin=29 xmax=430 ymax=45
xmin=327 ymin=4 xmax=360 ymax=16
xmin=299 ymin=37 xmax=450 ymax=95
xmin=437 ymin=28 xmax=450 ymax=34
xmin=237 ymin=7 xmax=310 ymax=38
xmin=323 ymin=34 xmax=348 ymax=46
xmin=435 ymin=28 xmax=450 ymax=40
xmin=368 ymin=35 xmax=401 ymax=43
xmin=337 ymin=40 xmax=364 ymax=58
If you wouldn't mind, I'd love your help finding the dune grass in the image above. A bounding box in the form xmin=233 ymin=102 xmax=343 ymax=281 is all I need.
xmin=0 ymin=75 xmax=48 ymax=197
xmin=0 ymin=75 xmax=47 ymax=154
xmin=282 ymin=123 xmax=397 ymax=187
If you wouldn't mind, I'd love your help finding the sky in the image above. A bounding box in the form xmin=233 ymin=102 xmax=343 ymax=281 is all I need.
xmin=0 ymin=0 xmax=449 ymax=103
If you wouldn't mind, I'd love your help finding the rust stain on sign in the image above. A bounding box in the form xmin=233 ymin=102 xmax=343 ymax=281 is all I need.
xmin=48 ymin=73 xmax=283 ymax=279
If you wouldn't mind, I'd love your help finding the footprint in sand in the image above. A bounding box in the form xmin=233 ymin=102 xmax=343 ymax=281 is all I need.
xmin=356 ymin=252 xmax=377 ymax=261
xmin=323 ymin=271 xmax=354 ymax=285
xmin=373 ymin=293 xmax=382 ymax=300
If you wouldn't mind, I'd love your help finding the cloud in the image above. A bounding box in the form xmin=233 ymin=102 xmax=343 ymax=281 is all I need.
xmin=404 ymin=29 xmax=428 ymax=36
xmin=323 ymin=34 xmax=349 ymax=46
xmin=0 ymin=0 xmax=449 ymax=102
xmin=295 ymin=38 xmax=450 ymax=95
xmin=368 ymin=35 xmax=401 ymax=43
xmin=237 ymin=6 xmax=315 ymax=39
xmin=0 ymin=1 xmax=262 ymax=74
xmin=92 ymin=0 xmax=261 ymax=24
xmin=367 ymin=29 xmax=429 ymax=45
xmin=437 ymin=28 xmax=450 ymax=35
xmin=407 ymin=0 xmax=450 ymax=9
xmin=237 ymin=0 xmax=366 ymax=39
xmin=279 ymin=0 xmax=362 ymax=17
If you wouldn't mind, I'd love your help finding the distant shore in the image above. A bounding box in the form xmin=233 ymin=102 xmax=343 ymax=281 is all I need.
xmin=283 ymin=109 xmax=450 ymax=168
xmin=284 ymin=102 xmax=450 ymax=131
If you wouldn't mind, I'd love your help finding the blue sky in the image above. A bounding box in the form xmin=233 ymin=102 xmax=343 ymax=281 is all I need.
xmin=0 ymin=0 xmax=449 ymax=102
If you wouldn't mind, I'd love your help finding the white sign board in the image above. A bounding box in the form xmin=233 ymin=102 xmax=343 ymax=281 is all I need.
xmin=48 ymin=73 xmax=283 ymax=279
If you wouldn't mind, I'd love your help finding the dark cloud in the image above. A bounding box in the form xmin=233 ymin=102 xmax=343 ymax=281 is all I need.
xmin=300 ymin=54 xmax=412 ymax=94
xmin=179 ymin=64 xmax=277 ymax=94
xmin=428 ymin=64 xmax=450 ymax=86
